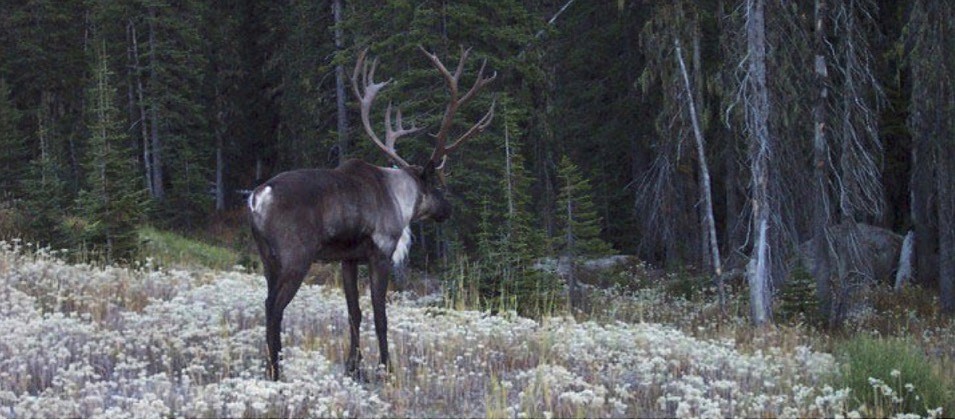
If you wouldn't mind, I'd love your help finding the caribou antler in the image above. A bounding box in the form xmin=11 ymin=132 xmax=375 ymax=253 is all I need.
xmin=351 ymin=47 xmax=496 ymax=171
xmin=418 ymin=45 xmax=497 ymax=167
xmin=351 ymin=49 xmax=421 ymax=168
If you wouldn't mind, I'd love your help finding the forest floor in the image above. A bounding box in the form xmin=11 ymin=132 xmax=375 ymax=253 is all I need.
xmin=0 ymin=237 xmax=952 ymax=418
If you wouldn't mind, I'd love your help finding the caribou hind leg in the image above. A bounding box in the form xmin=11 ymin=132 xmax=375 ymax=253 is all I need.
xmin=341 ymin=260 xmax=364 ymax=379
xmin=265 ymin=253 xmax=309 ymax=381
xmin=369 ymin=256 xmax=391 ymax=372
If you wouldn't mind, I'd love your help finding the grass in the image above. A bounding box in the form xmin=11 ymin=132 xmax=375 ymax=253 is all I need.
xmin=837 ymin=336 xmax=952 ymax=417
xmin=137 ymin=225 xmax=244 ymax=271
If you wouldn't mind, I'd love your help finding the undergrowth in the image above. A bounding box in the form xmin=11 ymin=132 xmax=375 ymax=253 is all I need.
xmin=0 ymin=231 xmax=952 ymax=418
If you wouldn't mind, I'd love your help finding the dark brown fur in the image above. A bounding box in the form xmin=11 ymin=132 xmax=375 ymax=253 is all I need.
xmin=249 ymin=159 xmax=449 ymax=380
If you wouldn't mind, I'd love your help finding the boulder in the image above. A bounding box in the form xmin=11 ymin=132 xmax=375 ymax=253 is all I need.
xmin=794 ymin=222 xmax=903 ymax=284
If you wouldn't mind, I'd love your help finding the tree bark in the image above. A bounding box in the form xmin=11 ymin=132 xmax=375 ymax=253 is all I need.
xmin=911 ymin=140 xmax=937 ymax=287
xmin=894 ymin=230 xmax=915 ymax=290
xmin=675 ymin=39 xmax=724 ymax=309
xmin=939 ymin=148 xmax=954 ymax=313
xmin=130 ymin=20 xmax=153 ymax=197
xmin=504 ymin=110 xmax=515 ymax=219
xmin=333 ymin=0 xmax=348 ymax=165
xmin=745 ymin=0 xmax=774 ymax=326
xmin=564 ymin=195 xmax=581 ymax=311
xmin=812 ymin=0 xmax=834 ymax=325
xmin=215 ymin=86 xmax=226 ymax=212
xmin=148 ymin=8 xmax=164 ymax=200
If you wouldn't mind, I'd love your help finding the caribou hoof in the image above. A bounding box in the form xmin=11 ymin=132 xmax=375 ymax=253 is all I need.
xmin=267 ymin=364 xmax=280 ymax=381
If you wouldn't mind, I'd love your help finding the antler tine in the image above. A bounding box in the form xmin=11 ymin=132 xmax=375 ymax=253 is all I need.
xmin=351 ymin=49 xmax=412 ymax=168
xmin=384 ymin=103 xmax=423 ymax=154
xmin=453 ymin=46 xmax=471 ymax=82
xmin=459 ymin=59 xmax=497 ymax=105
xmin=419 ymin=46 xmax=497 ymax=165
xmin=445 ymin=98 xmax=495 ymax=155
xmin=418 ymin=45 xmax=457 ymax=98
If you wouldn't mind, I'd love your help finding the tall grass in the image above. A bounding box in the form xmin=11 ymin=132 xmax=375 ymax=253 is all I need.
xmin=838 ymin=336 xmax=952 ymax=417
xmin=137 ymin=226 xmax=243 ymax=271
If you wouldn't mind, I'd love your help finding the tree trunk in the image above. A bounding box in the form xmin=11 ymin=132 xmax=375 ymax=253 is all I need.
xmin=911 ymin=141 xmax=937 ymax=287
xmin=675 ymin=39 xmax=724 ymax=309
xmin=130 ymin=20 xmax=153 ymax=197
xmin=215 ymin=118 xmax=225 ymax=212
xmin=564 ymin=197 xmax=581 ymax=311
xmin=812 ymin=0 xmax=834 ymax=325
xmin=894 ymin=230 xmax=915 ymax=290
xmin=504 ymin=110 xmax=515 ymax=219
xmin=745 ymin=0 xmax=774 ymax=326
xmin=333 ymin=0 xmax=348 ymax=165
xmin=124 ymin=22 xmax=137 ymax=151
xmin=148 ymin=8 xmax=164 ymax=200
xmin=939 ymin=148 xmax=954 ymax=313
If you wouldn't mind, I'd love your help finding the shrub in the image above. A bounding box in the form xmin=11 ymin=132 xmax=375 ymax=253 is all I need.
xmin=777 ymin=264 xmax=820 ymax=325
xmin=838 ymin=336 xmax=952 ymax=417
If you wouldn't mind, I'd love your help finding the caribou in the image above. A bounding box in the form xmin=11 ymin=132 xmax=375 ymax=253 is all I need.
xmin=248 ymin=46 xmax=495 ymax=380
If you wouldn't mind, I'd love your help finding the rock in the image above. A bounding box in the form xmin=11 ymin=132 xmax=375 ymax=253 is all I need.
xmin=794 ymin=222 xmax=903 ymax=284
xmin=535 ymin=255 xmax=643 ymax=288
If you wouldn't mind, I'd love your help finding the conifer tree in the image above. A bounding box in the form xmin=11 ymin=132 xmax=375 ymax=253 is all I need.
xmin=20 ymin=91 xmax=69 ymax=247
xmin=0 ymin=78 xmax=27 ymax=198
xmin=73 ymin=42 xmax=146 ymax=261
xmin=555 ymin=155 xmax=613 ymax=257
xmin=20 ymin=149 xmax=67 ymax=247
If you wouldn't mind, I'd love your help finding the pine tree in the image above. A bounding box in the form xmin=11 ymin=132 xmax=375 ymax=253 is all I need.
xmin=73 ymin=42 xmax=146 ymax=262
xmin=555 ymin=155 xmax=613 ymax=258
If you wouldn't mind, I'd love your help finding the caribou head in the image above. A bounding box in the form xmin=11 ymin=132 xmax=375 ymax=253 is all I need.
xmin=248 ymin=46 xmax=495 ymax=380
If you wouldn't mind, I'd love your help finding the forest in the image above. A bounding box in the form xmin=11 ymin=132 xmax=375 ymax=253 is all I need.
xmin=1 ymin=0 xmax=954 ymax=329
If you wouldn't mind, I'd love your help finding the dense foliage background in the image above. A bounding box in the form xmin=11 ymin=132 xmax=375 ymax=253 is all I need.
xmin=1 ymin=0 xmax=953 ymax=323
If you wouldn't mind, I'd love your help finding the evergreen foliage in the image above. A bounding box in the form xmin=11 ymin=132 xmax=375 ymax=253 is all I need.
xmin=555 ymin=155 xmax=613 ymax=258
xmin=0 ymin=78 xmax=27 ymax=198
xmin=19 ymin=149 xmax=68 ymax=248
xmin=73 ymin=43 xmax=146 ymax=262
xmin=0 ymin=0 xmax=951 ymax=318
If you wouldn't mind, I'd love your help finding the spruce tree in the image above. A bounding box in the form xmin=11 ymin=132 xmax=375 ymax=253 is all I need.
xmin=20 ymin=149 xmax=67 ymax=248
xmin=73 ymin=42 xmax=146 ymax=262
xmin=20 ymin=92 xmax=69 ymax=248
xmin=555 ymin=155 xmax=613 ymax=257
xmin=0 ymin=78 xmax=28 ymax=198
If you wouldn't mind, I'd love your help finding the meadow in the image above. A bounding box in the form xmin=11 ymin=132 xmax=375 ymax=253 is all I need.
xmin=0 ymin=238 xmax=951 ymax=418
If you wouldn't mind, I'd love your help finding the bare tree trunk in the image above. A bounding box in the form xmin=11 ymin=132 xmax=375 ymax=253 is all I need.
xmin=894 ymin=230 xmax=915 ymax=290
xmin=939 ymin=149 xmax=955 ymax=313
xmin=124 ymin=23 xmax=137 ymax=148
xmin=744 ymin=0 xmax=774 ymax=326
xmin=215 ymin=92 xmax=226 ymax=212
xmin=564 ymin=197 xmax=581 ymax=311
xmin=504 ymin=109 xmax=515 ymax=219
xmin=675 ymin=39 xmax=724 ymax=310
xmin=811 ymin=0 xmax=834 ymax=325
xmin=911 ymin=143 xmax=936 ymax=286
xmin=333 ymin=0 xmax=348 ymax=165
xmin=130 ymin=20 xmax=153 ymax=197
xmin=148 ymin=8 xmax=164 ymax=200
